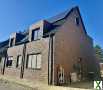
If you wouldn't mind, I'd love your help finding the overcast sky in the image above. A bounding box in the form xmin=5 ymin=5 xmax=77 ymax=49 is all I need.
xmin=0 ymin=0 xmax=103 ymax=48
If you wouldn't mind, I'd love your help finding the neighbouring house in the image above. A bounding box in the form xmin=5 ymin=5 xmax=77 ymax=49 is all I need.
xmin=0 ymin=6 xmax=100 ymax=85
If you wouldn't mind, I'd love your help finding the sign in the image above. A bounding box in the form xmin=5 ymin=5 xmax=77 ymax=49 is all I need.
xmin=94 ymin=81 xmax=102 ymax=90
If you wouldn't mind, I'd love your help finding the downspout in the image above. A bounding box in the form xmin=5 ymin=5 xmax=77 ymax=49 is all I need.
xmin=50 ymin=35 xmax=54 ymax=84
xmin=48 ymin=34 xmax=51 ymax=85
xmin=20 ymin=43 xmax=26 ymax=78
xmin=48 ymin=33 xmax=54 ymax=85
xmin=2 ymin=50 xmax=7 ymax=75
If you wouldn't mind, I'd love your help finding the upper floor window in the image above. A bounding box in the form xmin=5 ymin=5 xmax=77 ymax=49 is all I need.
xmin=27 ymin=54 xmax=42 ymax=69
xmin=6 ymin=56 xmax=13 ymax=67
xmin=10 ymin=38 xmax=14 ymax=47
xmin=16 ymin=55 xmax=22 ymax=68
xmin=75 ymin=17 xmax=79 ymax=26
xmin=32 ymin=28 xmax=41 ymax=41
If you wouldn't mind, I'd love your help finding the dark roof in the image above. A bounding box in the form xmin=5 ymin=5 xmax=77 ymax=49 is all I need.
xmin=43 ymin=7 xmax=71 ymax=36
xmin=0 ymin=39 xmax=9 ymax=54
xmin=16 ymin=30 xmax=29 ymax=44
xmin=46 ymin=6 xmax=87 ymax=35
xmin=47 ymin=6 xmax=78 ymax=24
xmin=0 ymin=39 xmax=9 ymax=48
xmin=16 ymin=35 xmax=29 ymax=45
xmin=47 ymin=8 xmax=70 ymax=23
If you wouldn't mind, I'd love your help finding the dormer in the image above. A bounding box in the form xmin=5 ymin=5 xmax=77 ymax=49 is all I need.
xmin=9 ymin=32 xmax=25 ymax=47
xmin=29 ymin=20 xmax=53 ymax=42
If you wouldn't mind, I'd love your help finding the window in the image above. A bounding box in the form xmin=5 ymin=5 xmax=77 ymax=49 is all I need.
xmin=10 ymin=38 xmax=14 ymax=47
xmin=36 ymin=54 xmax=42 ymax=69
xmin=75 ymin=17 xmax=79 ymax=26
xmin=6 ymin=56 xmax=13 ymax=67
xmin=27 ymin=54 xmax=42 ymax=69
xmin=0 ymin=57 xmax=1 ymax=63
xmin=16 ymin=55 xmax=22 ymax=68
xmin=32 ymin=28 xmax=41 ymax=41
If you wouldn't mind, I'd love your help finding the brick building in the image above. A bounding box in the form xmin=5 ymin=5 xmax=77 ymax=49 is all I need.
xmin=0 ymin=6 xmax=100 ymax=85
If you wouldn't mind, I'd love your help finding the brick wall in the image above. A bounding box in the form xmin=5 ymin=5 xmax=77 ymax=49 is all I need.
xmin=53 ymin=8 xmax=100 ymax=84
xmin=23 ymin=38 xmax=49 ymax=84
xmin=5 ymin=44 xmax=24 ymax=78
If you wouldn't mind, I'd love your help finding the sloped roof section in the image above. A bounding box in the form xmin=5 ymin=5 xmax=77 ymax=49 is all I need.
xmin=47 ymin=9 xmax=70 ymax=23
xmin=47 ymin=6 xmax=77 ymax=23
xmin=47 ymin=6 xmax=87 ymax=35
xmin=0 ymin=39 xmax=9 ymax=48
xmin=16 ymin=35 xmax=29 ymax=45
xmin=0 ymin=39 xmax=9 ymax=55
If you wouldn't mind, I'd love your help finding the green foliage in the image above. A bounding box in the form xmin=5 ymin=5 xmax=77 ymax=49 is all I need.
xmin=94 ymin=45 xmax=103 ymax=62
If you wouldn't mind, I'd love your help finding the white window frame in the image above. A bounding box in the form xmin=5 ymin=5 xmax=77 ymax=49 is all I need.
xmin=27 ymin=53 xmax=42 ymax=69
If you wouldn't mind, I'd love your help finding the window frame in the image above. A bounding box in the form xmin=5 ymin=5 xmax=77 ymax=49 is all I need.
xmin=31 ymin=28 xmax=41 ymax=41
xmin=6 ymin=56 xmax=13 ymax=68
xmin=75 ymin=17 xmax=80 ymax=26
xmin=10 ymin=38 xmax=14 ymax=47
xmin=26 ymin=53 xmax=42 ymax=70
xmin=16 ymin=55 xmax=22 ymax=68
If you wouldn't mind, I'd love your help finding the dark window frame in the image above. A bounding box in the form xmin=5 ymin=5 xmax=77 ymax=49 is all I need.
xmin=10 ymin=38 xmax=14 ymax=47
xmin=75 ymin=17 xmax=80 ymax=26
xmin=16 ymin=55 xmax=22 ymax=68
xmin=31 ymin=28 xmax=41 ymax=41
xmin=6 ymin=56 xmax=13 ymax=68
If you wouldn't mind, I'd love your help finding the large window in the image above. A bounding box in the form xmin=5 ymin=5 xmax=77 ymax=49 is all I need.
xmin=32 ymin=28 xmax=41 ymax=41
xmin=16 ymin=55 xmax=22 ymax=68
xmin=27 ymin=54 xmax=42 ymax=69
xmin=6 ymin=56 xmax=13 ymax=67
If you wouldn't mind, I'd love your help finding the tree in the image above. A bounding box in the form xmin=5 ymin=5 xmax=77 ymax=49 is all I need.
xmin=94 ymin=45 xmax=103 ymax=62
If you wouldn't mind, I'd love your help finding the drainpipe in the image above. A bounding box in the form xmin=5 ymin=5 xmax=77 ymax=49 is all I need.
xmin=50 ymin=35 xmax=53 ymax=85
xmin=20 ymin=43 xmax=26 ymax=78
xmin=48 ymin=33 xmax=54 ymax=85
xmin=2 ymin=49 xmax=7 ymax=75
xmin=48 ymin=34 xmax=51 ymax=85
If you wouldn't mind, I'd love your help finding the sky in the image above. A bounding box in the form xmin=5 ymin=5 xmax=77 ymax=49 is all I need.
xmin=0 ymin=0 xmax=103 ymax=48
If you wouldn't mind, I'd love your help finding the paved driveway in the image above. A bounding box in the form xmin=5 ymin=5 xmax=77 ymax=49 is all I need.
xmin=0 ymin=79 xmax=93 ymax=90
xmin=0 ymin=79 xmax=35 ymax=90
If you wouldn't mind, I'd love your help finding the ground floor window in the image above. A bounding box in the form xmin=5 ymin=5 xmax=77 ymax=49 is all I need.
xmin=16 ymin=55 xmax=22 ymax=68
xmin=27 ymin=54 xmax=42 ymax=69
xmin=6 ymin=56 xmax=13 ymax=67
